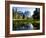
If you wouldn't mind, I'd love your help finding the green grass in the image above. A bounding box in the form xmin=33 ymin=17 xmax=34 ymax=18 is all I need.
xmin=13 ymin=19 xmax=40 ymax=24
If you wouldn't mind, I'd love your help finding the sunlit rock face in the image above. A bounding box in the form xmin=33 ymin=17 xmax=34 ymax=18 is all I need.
xmin=13 ymin=7 xmax=35 ymax=18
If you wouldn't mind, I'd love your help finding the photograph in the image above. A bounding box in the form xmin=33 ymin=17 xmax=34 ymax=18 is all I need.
xmin=5 ymin=1 xmax=45 ymax=37
xmin=12 ymin=7 xmax=40 ymax=31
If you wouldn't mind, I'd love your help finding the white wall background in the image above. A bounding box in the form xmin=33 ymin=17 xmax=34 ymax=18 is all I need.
xmin=0 ymin=0 xmax=46 ymax=38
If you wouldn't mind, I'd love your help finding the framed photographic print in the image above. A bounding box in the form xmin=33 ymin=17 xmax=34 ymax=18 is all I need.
xmin=5 ymin=1 xmax=45 ymax=37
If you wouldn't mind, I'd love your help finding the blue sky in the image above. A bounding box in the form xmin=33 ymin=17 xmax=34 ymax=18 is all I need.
xmin=13 ymin=7 xmax=36 ymax=17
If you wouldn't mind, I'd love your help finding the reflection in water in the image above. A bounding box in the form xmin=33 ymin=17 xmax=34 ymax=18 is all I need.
xmin=13 ymin=21 xmax=40 ymax=31
xmin=13 ymin=22 xmax=34 ymax=31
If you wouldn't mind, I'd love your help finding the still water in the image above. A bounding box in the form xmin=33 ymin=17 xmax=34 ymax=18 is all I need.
xmin=13 ymin=22 xmax=34 ymax=31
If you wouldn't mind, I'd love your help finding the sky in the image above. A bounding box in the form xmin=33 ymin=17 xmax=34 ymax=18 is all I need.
xmin=13 ymin=7 xmax=36 ymax=17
